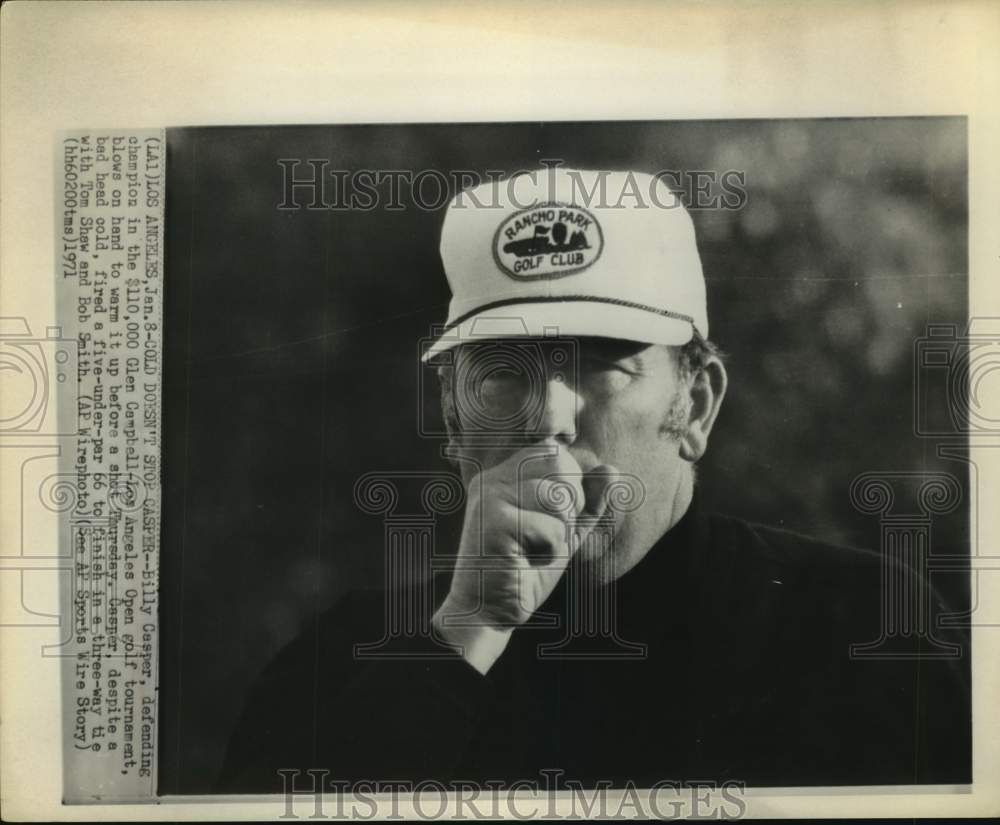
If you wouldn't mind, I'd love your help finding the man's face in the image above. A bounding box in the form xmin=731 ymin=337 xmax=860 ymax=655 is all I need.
xmin=445 ymin=336 xmax=695 ymax=578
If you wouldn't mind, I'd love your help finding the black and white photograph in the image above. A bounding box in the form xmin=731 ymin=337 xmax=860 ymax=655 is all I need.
xmin=1 ymin=1 xmax=999 ymax=821
xmin=156 ymin=119 xmax=972 ymax=797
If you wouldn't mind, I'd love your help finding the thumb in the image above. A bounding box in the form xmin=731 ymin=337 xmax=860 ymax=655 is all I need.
xmin=574 ymin=464 xmax=621 ymax=542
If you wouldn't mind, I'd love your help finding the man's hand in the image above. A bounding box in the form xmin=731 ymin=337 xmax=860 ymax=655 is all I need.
xmin=433 ymin=441 xmax=618 ymax=674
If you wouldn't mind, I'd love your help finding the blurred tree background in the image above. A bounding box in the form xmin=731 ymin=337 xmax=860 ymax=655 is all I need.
xmin=158 ymin=119 xmax=967 ymax=792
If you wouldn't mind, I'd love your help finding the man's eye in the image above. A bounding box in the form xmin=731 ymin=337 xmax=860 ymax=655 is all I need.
xmin=474 ymin=370 xmax=531 ymax=401
xmin=579 ymin=356 xmax=638 ymax=394
xmin=479 ymin=369 xmax=526 ymax=387
xmin=581 ymin=354 xmax=634 ymax=375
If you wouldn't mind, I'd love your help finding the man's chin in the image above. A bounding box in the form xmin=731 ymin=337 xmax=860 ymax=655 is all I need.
xmin=571 ymin=536 xmax=629 ymax=587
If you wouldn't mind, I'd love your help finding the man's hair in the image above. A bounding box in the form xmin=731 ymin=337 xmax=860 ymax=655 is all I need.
xmin=436 ymin=331 xmax=720 ymax=443
xmin=674 ymin=329 xmax=721 ymax=383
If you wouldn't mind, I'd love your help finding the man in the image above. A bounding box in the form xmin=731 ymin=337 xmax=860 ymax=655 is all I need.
xmin=217 ymin=169 xmax=969 ymax=792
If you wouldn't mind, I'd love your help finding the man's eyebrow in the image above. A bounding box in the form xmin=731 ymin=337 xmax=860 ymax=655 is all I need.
xmin=579 ymin=337 xmax=650 ymax=362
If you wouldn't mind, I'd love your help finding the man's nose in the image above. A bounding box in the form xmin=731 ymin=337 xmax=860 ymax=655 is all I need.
xmin=530 ymin=376 xmax=579 ymax=443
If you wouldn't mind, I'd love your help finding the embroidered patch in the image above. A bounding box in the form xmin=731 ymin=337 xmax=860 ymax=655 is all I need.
xmin=493 ymin=203 xmax=603 ymax=280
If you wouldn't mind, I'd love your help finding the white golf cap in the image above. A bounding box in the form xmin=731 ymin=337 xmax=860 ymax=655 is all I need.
xmin=422 ymin=167 xmax=708 ymax=361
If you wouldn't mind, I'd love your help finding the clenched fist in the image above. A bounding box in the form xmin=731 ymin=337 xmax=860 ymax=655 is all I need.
xmin=432 ymin=440 xmax=619 ymax=673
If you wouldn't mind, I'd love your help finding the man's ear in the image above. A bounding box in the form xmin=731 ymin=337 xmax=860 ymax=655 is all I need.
xmin=437 ymin=367 xmax=460 ymax=451
xmin=679 ymin=356 xmax=728 ymax=463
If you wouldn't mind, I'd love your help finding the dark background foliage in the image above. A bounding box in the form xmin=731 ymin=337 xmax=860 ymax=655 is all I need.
xmin=158 ymin=119 xmax=968 ymax=793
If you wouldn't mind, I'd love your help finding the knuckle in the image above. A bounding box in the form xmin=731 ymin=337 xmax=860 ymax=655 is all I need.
xmin=530 ymin=511 xmax=567 ymax=546
xmin=546 ymin=476 xmax=585 ymax=517
xmin=518 ymin=479 xmax=542 ymax=511
xmin=545 ymin=525 xmax=569 ymax=553
xmin=487 ymin=530 xmax=519 ymax=556
xmin=536 ymin=481 xmax=575 ymax=521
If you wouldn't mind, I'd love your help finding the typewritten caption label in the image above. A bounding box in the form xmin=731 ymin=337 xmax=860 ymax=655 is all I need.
xmin=57 ymin=129 xmax=164 ymax=803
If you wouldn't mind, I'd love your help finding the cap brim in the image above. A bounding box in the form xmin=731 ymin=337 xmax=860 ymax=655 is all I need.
xmin=421 ymin=300 xmax=694 ymax=362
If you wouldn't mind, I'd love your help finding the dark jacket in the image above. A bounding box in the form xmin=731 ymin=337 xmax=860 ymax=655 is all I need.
xmin=216 ymin=496 xmax=970 ymax=792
